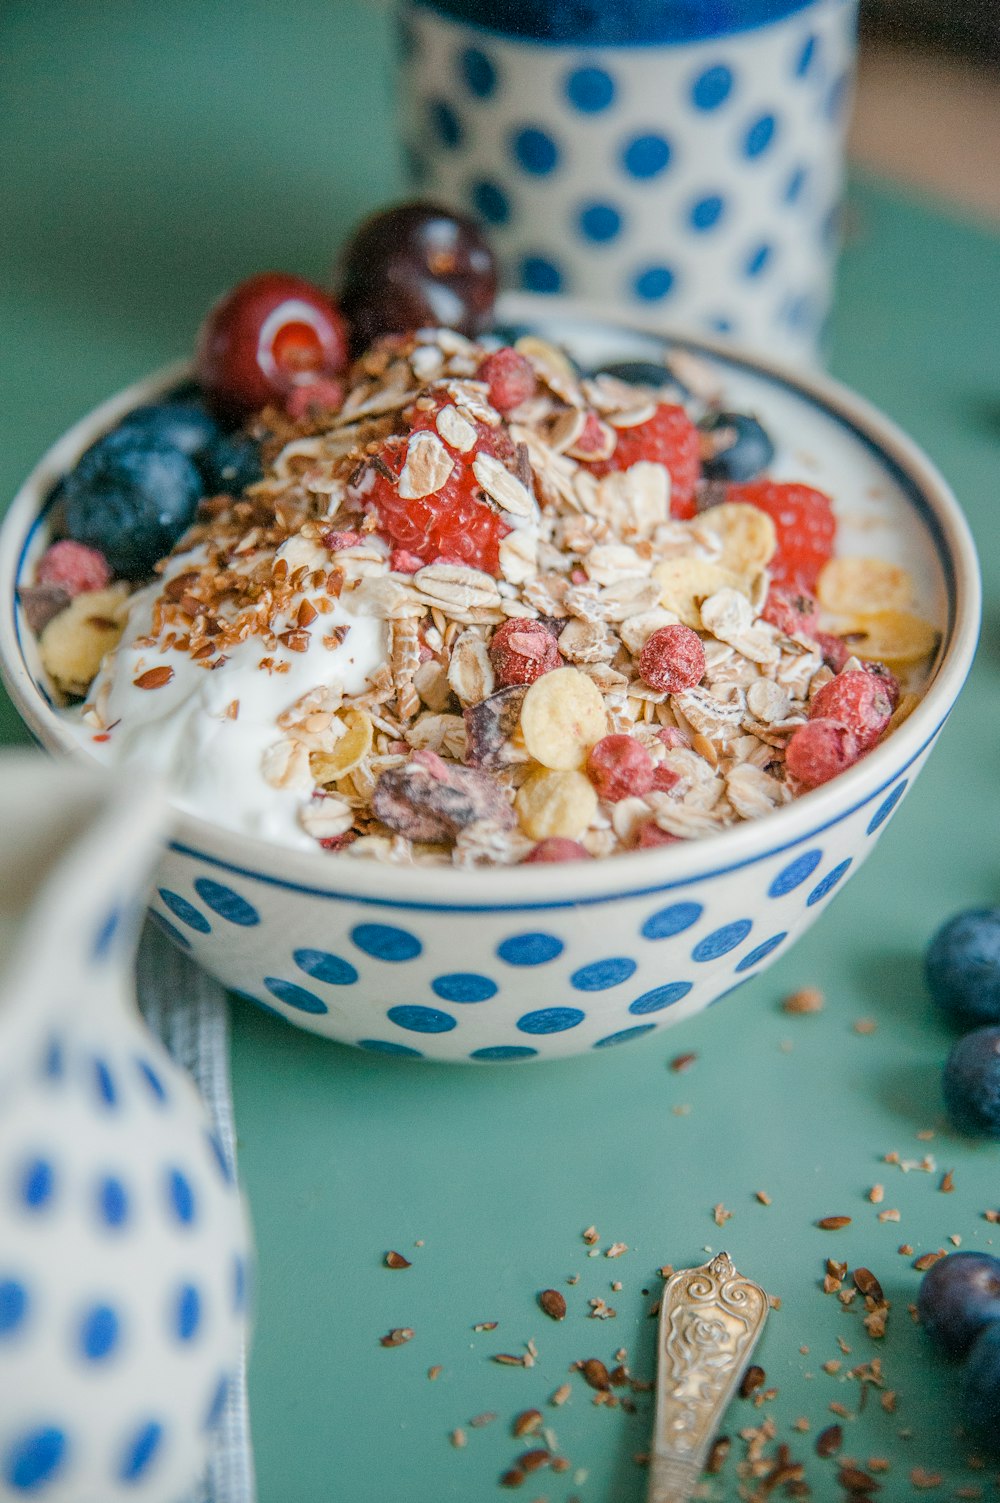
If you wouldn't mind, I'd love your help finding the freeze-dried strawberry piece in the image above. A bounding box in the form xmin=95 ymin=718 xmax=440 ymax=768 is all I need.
xmin=589 ymin=403 xmax=701 ymax=519
xmin=727 ymin=480 xmax=835 ymax=591
xmin=762 ymin=584 xmax=820 ymax=638
xmin=37 ymin=539 xmax=111 ymax=597
xmin=633 ymin=823 xmax=683 ymax=849
xmin=809 ymin=670 xmax=892 ymax=752
xmin=785 ymin=718 xmax=858 ymax=788
xmin=522 ymin=838 xmax=592 ymax=863
xmin=489 ymin=618 xmax=561 ymax=687
xmin=477 ymin=348 xmax=537 ymax=413
xmin=372 ymin=749 xmax=514 ymax=842
xmin=638 ymin=625 xmax=706 ymax=693
xmin=586 ymin=735 xmax=655 ymax=802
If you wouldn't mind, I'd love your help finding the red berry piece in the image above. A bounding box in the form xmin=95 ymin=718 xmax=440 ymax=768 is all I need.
xmin=390 ymin=548 xmax=425 ymax=575
xmin=633 ymin=823 xmax=682 ymax=849
xmin=785 ymin=718 xmax=858 ymax=788
xmin=861 ymin=659 xmax=901 ymax=711
xmin=36 ymin=539 xmax=111 ymax=596
xmin=651 ymin=763 xmax=680 ymax=792
xmin=638 ymin=625 xmax=706 ymax=693
xmin=815 ymin=632 xmax=851 ymax=673
xmin=590 ymin=403 xmax=701 ymax=520
xmin=353 ymin=433 xmax=510 ymax=575
xmin=196 ymin=272 xmax=348 ymax=421
xmin=489 ymin=618 xmax=561 ymax=687
xmin=284 ymin=376 xmax=344 ymax=420
xmin=477 ymin=348 xmax=537 ymax=414
xmin=762 ymin=584 xmax=819 ymax=638
xmin=586 ymin=734 xmax=655 ymax=802
xmin=809 ymin=670 xmax=892 ymax=752
xmin=726 ymin=480 xmax=835 ymax=591
xmin=522 ymin=838 xmax=592 ymax=863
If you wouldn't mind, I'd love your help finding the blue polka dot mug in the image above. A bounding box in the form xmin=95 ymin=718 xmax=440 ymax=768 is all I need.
xmin=0 ymin=758 xmax=249 ymax=1501
xmin=398 ymin=0 xmax=858 ymax=364
xmin=0 ymin=301 xmax=981 ymax=1066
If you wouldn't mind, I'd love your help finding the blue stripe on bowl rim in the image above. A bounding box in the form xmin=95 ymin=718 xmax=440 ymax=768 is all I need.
xmin=409 ymin=0 xmax=822 ymax=47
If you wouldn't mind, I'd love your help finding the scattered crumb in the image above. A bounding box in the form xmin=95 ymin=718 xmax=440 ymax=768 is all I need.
xmin=782 ymin=987 xmax=824 ymax=1014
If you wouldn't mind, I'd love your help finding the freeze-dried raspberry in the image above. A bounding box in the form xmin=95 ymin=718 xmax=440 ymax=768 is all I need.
xmin=638 ymin=625 xmax=706 ymax=693
xmin=589 ymin=403 xmax=701 ymax=519
xmin=323 ymin=529 xmax=363 ymax=551
xmin=809 ymin=670 xmax=892 ymax=751
xmin=726 ymin=480 xmax=835 ymax=591
xmin=785 ymin=718 xmax=858 ymax=788
xmin=586 ymin=734 xmax=655 ymax=802
xmin=815 ymin=632 xmax=851 ymax=673
xmin=522 ymin=838 xmax=592 ymax=863
xmin=477 ymin=347 xmax=537 ymax=413
xmin=37 ymin=539 xmax=111 ymax=596
xmin=762 ymin=584 xmax=819 ymax=638
xmin=372 ymin=750 xmax=514 ymax=842
xmin=651 ymin=763 xmax=680 ymax=792
xmin=489 ymin=618 xmax=561 ymax=687
xmin=633 ymin=823 xmax=683 ymax=849
xmin=861 ymin=659 xmax=901 ymax=711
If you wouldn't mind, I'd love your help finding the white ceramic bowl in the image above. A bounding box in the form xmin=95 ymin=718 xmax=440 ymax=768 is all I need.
xmin=0 ymin=297 xmax=981 ymax=1063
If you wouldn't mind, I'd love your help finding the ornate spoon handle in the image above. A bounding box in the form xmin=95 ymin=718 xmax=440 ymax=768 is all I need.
xmin=647 ymin=1252 xmax=769 ymax=1503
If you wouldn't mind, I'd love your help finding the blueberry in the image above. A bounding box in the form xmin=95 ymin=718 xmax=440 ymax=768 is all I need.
xmin=962 ymin=1319 xmax=1000 ymax=1447
xmin=917 ymin=1251 xmax=1000 ymax=1357
xmin=700 ymin=411 xmax=774 ymax=482
xmin=591 ymin=360 xmax=676 ymax=389
xmin=199 ymin=432 xmax=263 ymax=496
xmin=115 ymin=400 xmax=221 ymax=458
xmin=926 ymin=908 xmax=1000 ymax=1025
xmin=942 ymin=1026 xmax=1000 ymax=1136
xmin=63 ymin=434 xmax=203 ymax=577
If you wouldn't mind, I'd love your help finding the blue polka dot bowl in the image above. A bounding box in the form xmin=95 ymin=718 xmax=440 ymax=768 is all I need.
xmin=0 ymin=298 xmax=980 ymax=1064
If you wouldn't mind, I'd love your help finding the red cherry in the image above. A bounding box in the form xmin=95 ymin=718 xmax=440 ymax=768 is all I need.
xmin=196 ymin=272 xmax=348 ymax=420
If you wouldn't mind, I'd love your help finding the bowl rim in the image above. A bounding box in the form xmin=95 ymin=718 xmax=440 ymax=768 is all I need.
xmin=0 ymin=294 xmax=982 ymax=913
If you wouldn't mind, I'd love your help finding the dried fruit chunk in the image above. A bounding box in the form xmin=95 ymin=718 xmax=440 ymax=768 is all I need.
xmin=809 ymin=671 xmax=892 ymax=752
xmin=515 ymin=768 xmax=598 ymax=840
xmin=697 ymin=503 xmax=777 ymax=574
xmin=464 ymin=685 xmax=527 ymax=768
xmin=652 ymin=558 xmax=746 ymax=629
xmin=309 ymin=708 xmax=374 ymax=785
xmin=586 ymin=734 xmax=655 ymax=802
xmin=522 ymin=838 xmax=591 ymax=863
xmin=490 ymin=618 xmax=561 ymax=688
xmin=727 ymin=479 xmax=835 ymax=591
xmin=39 ymin=584 xmax=129 ymax=697
xmin=838 ymin=610 xmax=940 ymax=667
xmin=638 ymin=625 xmax=706 ymax=694
xmin=817 ymin=556 xmax=914 ymax=616
xmin=519 ymin=667 xmax=607 ymax=770
xmin=786 ymin=719 xmax=858 ymax=788
xmin=589 ymin=402 xmax=701 ymax=520
xmin=373 ymin=749 xmax=515 ymax=842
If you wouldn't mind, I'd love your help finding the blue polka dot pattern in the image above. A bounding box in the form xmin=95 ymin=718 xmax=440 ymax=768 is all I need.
xmin=42 ymin=1037 xmax=64 ymax=1080
xmin=735 ymin=932 xmax=788 ymax=972
xmin=512 ymin=126 xmax=559 ymax=175
xmin=460 ymin=46 xmax=497 ymax=98
xmin=351 ymin=923 xmax=421 ymax=962
xmin=691 ymin=63 xmax=734 ymax=111
xmin=806 ymin=858 xmax=852 ymax=906
xmin=193 ymin=879 xmax=259 ymax=927
xmin=472 ymin=179 xmax=511 ymax=225
xmin=175 ymin=1284 xmax=201 ymax=1342
xmin=80 ymin=1304 xmax=119 ymax=1362
xmin=708 ymin=314 xmax=735 ymax=333
xmin=768 ymin=849 xmax=822 ymax=897
xmin=633 ymin=265 xmax=675 ymax=301
xmin=470 ymin=1045 xmax=538 ymax=1061
xmin=293 ymin=949 xmax=358 ymax=986
xmin=629 ymin=981 xmax=692 ymax=1015
xmin=594 ymin=1024 xmax=656 ymax=1048
xmin=232 ymin=1256 xmax=248 ymax=1315
xmin=578 ymin=202 xmax=622 ymax=242
xmin=826 ymin=72 xmax=850 ymax=122
xmin=431 ymin=973 xmax=498 ymax=1003
xmin=135 ymin=1056 xmax=168 ymax=1104
xmin=387 ymin=1005 xmax=456 ymax=1034
xmin=204 ymin=1376 xmax=229 ymax=1432
xmin=867 ymin=781 xmax=907 ymax=834
xmin=497 ymin=931 xmax=563 ymax=967
xmin=690 ymin=194 xmax=725 ymax=231
xmin=796 ymin=33 xmax=819 ymax=76
xmin=356 ymin=1039 xmax=423 ymax=1057
xmin=264 ymin=978 xmax=328 ymax=1015
xmin=118 ymin=1421 xmax=162 ymax=1483
xmin=429 ymin=98 xmax=463 ymax=148
xmin=621 ymin=133 xmax=671 ymax=179
xmin=4 ymin=1428 xmax=67 ymax=1491
xmin=692 ymin=919 xmax=753 ymax=962
xmin=206 ymin=1131 xmax=234 ymax=1186
xmin=743 ymin=113 xmax=778 ymax=158
xmin=0 ymin=1280 xmax=28 ymax=1338
xmin=97 ymin=1176 xmax=129 ymax=1229
xmin=565 ymin=65 xmax=615 ymax=113
xmin=570 ymin=956 xmax=637 ymax=991
xmin=20 ymin=1158 xmax=55 ymax=1212
xmin=157 ymin=889 xmax=210 ymax=933
xmin=93 ymin=1058 xmax=117 ymax=1109
xmin=92 ymin=907 xmax=123 ymax=961
xmin=149 ymin=911 xmax=192 ymax=950
xmin=641 ymin=901 xmax=702 ymax=940
xmin=520 ymin=255 xmax=563 ymax=293
xmin=166 ymin=1169 xmax=196 ymax=1227
xmin=784 ymin=165 xmax=808 ymax=203
xmin=517 ymin=1007 xmax=584 ymax=1034
xmin=745 ymin=243 xmax=773 ymax=277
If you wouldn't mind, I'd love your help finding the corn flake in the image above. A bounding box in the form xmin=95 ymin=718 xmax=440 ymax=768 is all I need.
xmin=519 ymin=667 xmax=607 ymax=770
xmin=839 ymin=610 xmax=940 ymax=667
xmin=309 ymin=707 xmax=373 ymax=784
xmin=515 ymin=768 xmax=598 ymax=840
xmin=697 ymin=503 xmax=777 ymax=574
xmin=817 ymin=556 xmax=915 ymax=615
xmin=652 ymin=558 xmax=747 ymax=629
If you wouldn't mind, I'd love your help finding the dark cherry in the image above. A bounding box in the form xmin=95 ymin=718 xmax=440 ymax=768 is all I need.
xmin=195 ymin=272 xmax=348 ymax=420
xmin=337 ymin=201 xmax=497 ymax=351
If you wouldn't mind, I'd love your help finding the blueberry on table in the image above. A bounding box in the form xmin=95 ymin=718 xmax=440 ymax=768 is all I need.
xmin=63 ymin=434 xmax=203 ymax=577
xmin=199 ymin=432 xmax=263 ymax=496
xmin=942 ymin=1026 xmax=1000 ymax=1136
xmin=917 ymin=1251 xmax=1000 ymax=1358
xmin=337 ymin=202 xmax=497 ymax=352
xmin=926 ymin=908 xmax=1000 ymax=1025
xmin=700 ymin=411 xmax=775 ymax=482
xmin=114 ymin=400 xmax=221 ymax=458
xmin=962 ymin=1320 xmax=1000 ymax=1448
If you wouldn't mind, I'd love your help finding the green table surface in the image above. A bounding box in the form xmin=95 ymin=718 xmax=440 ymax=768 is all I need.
xmin=2 ymin=5 xmax=1000 ymax=1499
